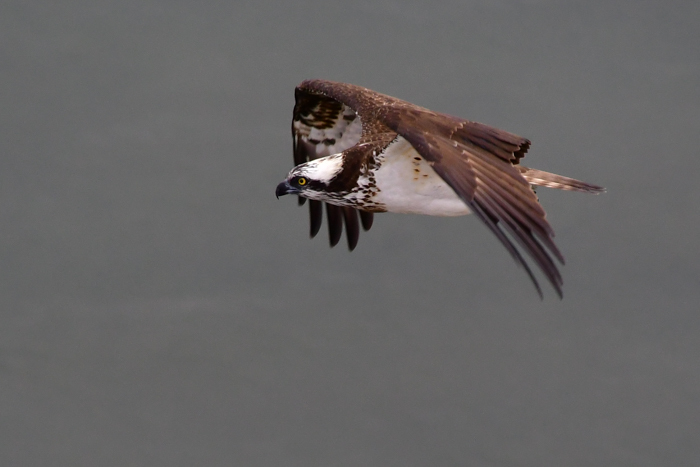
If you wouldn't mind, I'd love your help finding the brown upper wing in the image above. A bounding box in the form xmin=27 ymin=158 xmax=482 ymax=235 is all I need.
xmin=297 ymin=79 xmax=565 ymax=298
xmin=292 ymin=87 xmax=375 ymax=250
xmin=401 ymin=114 xmax=564 ymax=298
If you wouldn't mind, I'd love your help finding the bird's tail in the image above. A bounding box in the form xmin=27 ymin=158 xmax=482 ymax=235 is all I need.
xmin=519 ymin=166 xmax=605 ymax=194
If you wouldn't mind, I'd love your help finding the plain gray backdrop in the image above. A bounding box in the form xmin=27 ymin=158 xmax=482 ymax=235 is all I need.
xmin=2 ymin=1 xmax=699 ymax=465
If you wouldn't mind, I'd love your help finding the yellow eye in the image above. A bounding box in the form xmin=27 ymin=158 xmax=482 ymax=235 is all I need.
xmin=297 ymin=177 xmax=307 ymax=186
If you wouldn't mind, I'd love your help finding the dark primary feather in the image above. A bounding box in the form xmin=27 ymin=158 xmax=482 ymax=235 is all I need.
xmin=359 ymin=210 xmax=374 ymax=231
xmin=325 ymin=204 xmax=343 ymax=247
xmin=342 ymin=207 xmax=360 ymax=251
xmin=308 ymin=200 xmax=323 ymax=237
xmin=292 ymin=79 xmax=598 ymax=297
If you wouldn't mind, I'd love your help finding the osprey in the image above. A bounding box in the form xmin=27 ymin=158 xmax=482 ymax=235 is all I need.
xmin=276 ymin=80 xmax=604 ymax=298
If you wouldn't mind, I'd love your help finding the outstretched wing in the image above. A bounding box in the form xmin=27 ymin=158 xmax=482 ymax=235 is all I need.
xmin=292 ymin=87 xmax=373 ymax=250
xmin=298 ymin=79 xmax=565 ymax=297
xmin=390 ymin=110 xmax=563 ymax=298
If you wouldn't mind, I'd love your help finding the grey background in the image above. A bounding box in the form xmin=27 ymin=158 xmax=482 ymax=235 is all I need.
xmin=2 ymin=1 xmax=699 ymax=465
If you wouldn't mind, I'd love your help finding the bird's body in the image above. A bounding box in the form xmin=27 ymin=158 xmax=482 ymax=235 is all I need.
xmin=276 ymin=80 xmax=604 ymax=297
xmin=304 ymin=136 xmax=473 ymax=216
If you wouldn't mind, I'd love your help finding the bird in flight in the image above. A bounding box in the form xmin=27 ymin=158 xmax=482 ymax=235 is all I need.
xmin=276 ymin=80 xmax=604 ymax=298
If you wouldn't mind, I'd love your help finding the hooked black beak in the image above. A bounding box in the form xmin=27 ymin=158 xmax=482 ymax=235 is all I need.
xmin=275 ymin=181 xmax=292 ymax=199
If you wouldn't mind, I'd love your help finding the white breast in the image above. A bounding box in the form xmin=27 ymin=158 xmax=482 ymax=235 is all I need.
xmin=372 ymin=136 xmax=471 ymax=216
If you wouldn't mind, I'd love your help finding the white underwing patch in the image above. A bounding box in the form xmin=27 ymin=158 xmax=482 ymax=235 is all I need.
xmin=294 ymin=107 xmax=362 ymax=157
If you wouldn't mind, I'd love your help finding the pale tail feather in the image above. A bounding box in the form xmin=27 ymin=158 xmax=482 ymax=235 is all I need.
xmin=519 ymin=166 xmax=605 ymax=194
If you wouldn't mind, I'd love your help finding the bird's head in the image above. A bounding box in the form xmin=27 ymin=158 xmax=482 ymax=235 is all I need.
xmin=275 ymin=153 xmax=344 ymax=200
